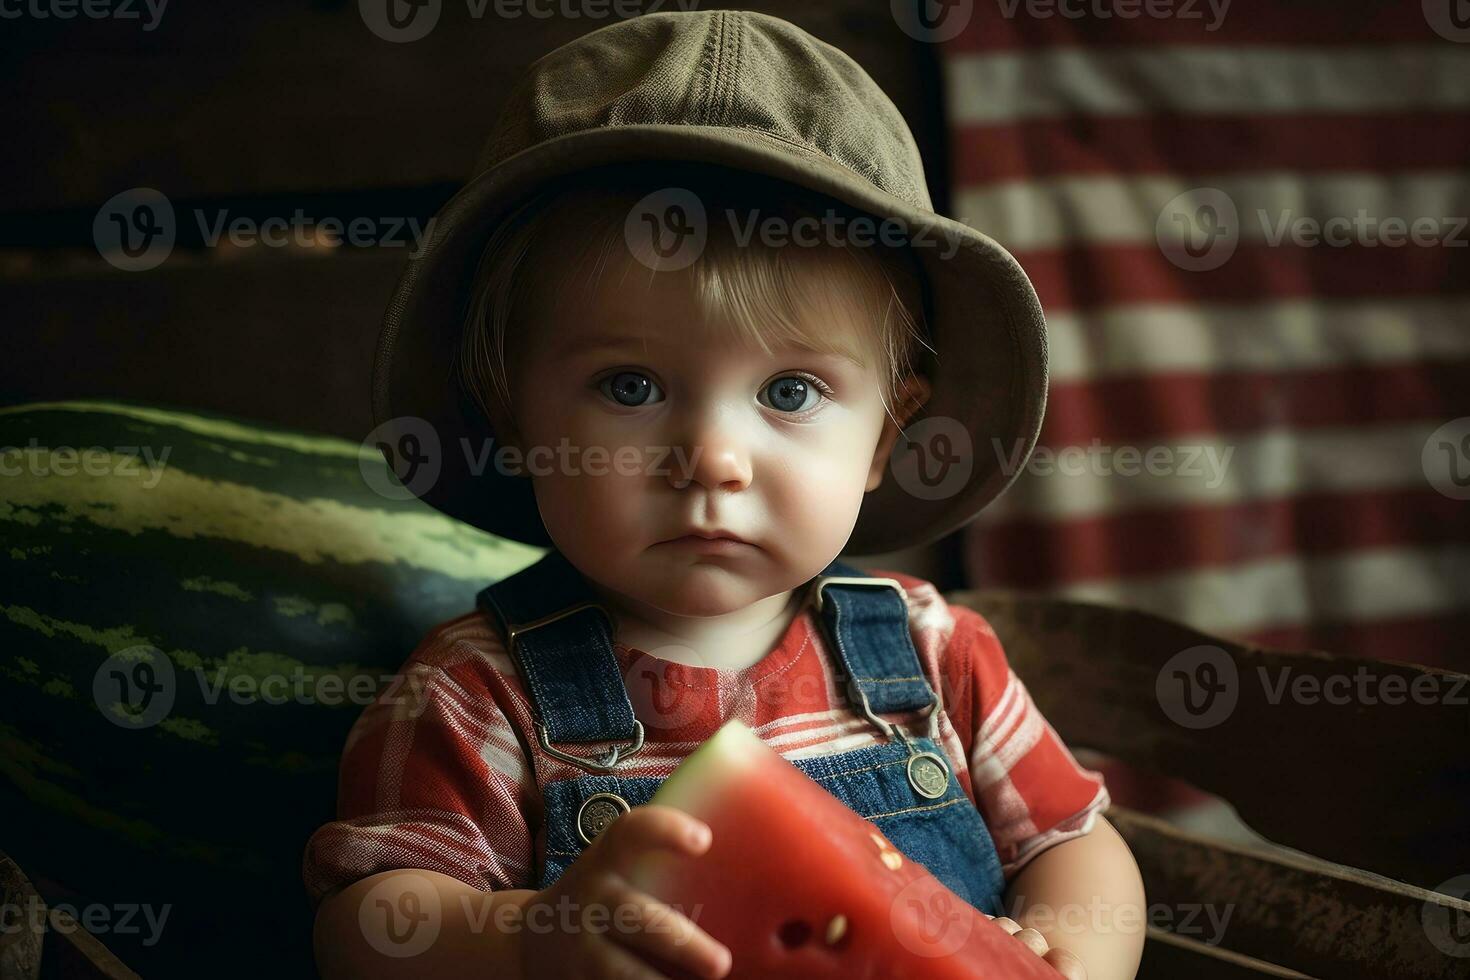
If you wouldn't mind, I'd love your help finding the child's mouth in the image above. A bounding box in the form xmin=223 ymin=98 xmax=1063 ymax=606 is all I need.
xmin=661 ymin=534 xmax=756 ymax=553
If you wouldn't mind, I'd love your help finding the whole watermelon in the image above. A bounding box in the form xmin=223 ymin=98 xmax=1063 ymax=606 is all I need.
xmin=0 ymin=400 xmax=542 ymax=979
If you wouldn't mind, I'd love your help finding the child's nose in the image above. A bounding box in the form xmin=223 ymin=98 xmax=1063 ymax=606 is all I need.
xmin=670 ymin=414 xmax=753 ymax=492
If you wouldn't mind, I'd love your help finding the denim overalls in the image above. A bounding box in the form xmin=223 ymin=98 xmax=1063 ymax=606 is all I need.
xmin=476 ymin=549 xmax=1008 ymax=915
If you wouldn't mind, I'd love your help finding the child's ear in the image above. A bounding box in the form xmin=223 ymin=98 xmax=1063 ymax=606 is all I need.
xmin=867 ymin=373 xmax=932 ymax=492
xmin=482 ymin=391 xmax=528 ymax=461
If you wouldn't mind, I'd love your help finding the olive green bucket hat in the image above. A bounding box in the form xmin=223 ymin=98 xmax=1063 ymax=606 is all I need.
xmin=371 ymin=8 xmax=1048 ymax=556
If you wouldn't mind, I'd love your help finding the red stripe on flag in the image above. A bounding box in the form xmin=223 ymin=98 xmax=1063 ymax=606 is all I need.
xmin=1042 ymin=360 xmax=1470 ymax=444
xmin=1007 ymin=243 xmax=1470 ymax=311
xmin=952 ymin=113 xmax=1470 ymax=185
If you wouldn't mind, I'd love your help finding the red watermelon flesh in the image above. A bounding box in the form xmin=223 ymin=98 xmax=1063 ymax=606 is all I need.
xmin=627 ymin=719 xmax=1060 ymax=980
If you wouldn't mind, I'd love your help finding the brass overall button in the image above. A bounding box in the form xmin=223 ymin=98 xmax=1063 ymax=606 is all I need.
xmin=907 ymin=752 xmax=950 ymax=800
xmin=576 ymin=792 xmax=631 ymax=845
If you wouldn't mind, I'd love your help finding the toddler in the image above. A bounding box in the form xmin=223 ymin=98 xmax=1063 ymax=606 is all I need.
xmin=305 ymin=10 xmax=1144 ymax=980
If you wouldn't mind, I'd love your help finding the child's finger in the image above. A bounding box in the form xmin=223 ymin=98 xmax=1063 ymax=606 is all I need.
xmin=990 ymin=915 xmax=1022 ymax=935
xmin=590 ymin=880 xmax=731 ymax=980
xmin=1044 ymin=946 xmax=1088 ymax=980
xmin=585 ymin=933 xmax=677 ymax=980
xmin=593 ymin=804 xmax=712 ymax=873
xmin=1013 ymin=926 xmax=1050 ymax=957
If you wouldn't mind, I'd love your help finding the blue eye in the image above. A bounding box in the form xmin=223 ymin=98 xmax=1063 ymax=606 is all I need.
xmin=601 ymin=371 xmax=663 ymax=407
xmin=760 ymin=375 xmax=821 ymax=414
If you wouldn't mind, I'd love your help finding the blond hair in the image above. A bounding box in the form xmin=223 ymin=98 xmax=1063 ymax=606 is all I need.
xmin=455 ymin=162 xmax=933 ymax=432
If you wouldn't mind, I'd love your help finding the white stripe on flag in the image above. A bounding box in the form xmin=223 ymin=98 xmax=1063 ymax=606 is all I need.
xmin=945 ymin=44 xmax=1470 ymax=123
xmin=1045 ymin=296 xmax=1470 ymax=383
xmin=1050 ymin=543 xmax=1470 ymax=636
xmin=980 ymin=421 xmax=1445 ymax=521
xmin=954 ymin=170 xmax=1470 ymax=252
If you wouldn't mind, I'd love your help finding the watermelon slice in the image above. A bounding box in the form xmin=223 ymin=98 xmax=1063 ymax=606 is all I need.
xmin=628 ymin=719 xmax=1061 ymax=979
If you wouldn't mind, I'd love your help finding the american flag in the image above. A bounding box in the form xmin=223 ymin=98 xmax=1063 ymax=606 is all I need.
xmin=935 ymin=1 xmax=1470 ymax=815
xmin=939 ymin=1 xmax=1470 ymax=670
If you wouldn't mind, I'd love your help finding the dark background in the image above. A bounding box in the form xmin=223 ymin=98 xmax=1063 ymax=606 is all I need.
xmin=0 ymin=1 xmax=951 ymax=446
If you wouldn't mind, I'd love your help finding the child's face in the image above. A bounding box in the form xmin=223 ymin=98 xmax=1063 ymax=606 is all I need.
xmin=491 ymin=246 xmax=919 ymax=619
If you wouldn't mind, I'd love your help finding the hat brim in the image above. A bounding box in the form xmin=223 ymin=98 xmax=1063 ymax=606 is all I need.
xmin=371 ymin=124 xmax=1047 ymax=556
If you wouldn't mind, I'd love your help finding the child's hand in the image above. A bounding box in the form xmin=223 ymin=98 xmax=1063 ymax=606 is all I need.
xmin=984 ymin=913 xmax=1088 ymax=980
xmin=512 ymin=804 xmax=732 ymax=980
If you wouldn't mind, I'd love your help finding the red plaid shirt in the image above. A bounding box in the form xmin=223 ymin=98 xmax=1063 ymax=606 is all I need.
xmin=302 ymin=570 xmax=1109 ymax=903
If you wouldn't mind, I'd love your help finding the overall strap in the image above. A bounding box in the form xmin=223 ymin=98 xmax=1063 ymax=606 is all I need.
xmin=476 ymin=550 xmax=642 ymax=770
xmin=809 ymin=560 xmax=941 ymax=736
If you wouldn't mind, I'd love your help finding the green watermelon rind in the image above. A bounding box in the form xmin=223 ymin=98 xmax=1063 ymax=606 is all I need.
xmin=0 ymin=399 xmax=547 ymax=976
xmin=647 ymin=718 xmax=766 ymax=815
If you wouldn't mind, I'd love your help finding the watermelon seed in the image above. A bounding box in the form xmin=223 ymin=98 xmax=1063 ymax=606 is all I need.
xmin=777 ymin=919 xmax=812 ymax=948
xmin=824 ymin=914 xmax=847 ymax=946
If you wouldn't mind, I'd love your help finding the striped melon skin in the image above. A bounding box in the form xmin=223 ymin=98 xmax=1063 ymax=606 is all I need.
xmin=0 ymin=400 xmax=542 ymax=979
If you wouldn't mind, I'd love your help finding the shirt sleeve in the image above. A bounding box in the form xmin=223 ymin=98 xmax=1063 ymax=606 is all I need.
xmin=301 ymin=626 xmax=539 ymax=906
xmin=942 ymin=602 xmax=1111 ymax=883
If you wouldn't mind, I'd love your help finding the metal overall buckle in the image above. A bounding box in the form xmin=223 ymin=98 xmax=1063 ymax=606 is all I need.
xmin=855 ymin=684 xmax=952 ymax=800
xmin=812 ymin=576 xmax=953 ymax=801
xmin=504 ymin=600 xmax=647 ymax=775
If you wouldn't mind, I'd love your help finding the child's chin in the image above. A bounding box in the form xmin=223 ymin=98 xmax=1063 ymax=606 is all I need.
xmin=644 ymin=573 xmax=758 ymax=617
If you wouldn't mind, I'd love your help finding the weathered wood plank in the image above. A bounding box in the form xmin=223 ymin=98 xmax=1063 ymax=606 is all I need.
xmin=952 ymin=590 xmax=1470 ymax=891
xmin=41 ymin=910 xmax=141 ymax=980
xmin=0 ymin=851 xmax=43 ymax=980
xmin=1110 ymin=806 xmax=1470 ymax=980
xmin=1139 ymin=927 xmax=1315 ymax=979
